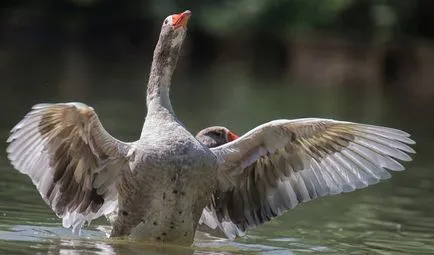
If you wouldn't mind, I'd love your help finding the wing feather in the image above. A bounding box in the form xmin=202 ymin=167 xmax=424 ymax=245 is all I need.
xmin=7 ymin=103 xmax=131 ymax=234
xmin=200 ymin=118 xmax=415 ymax=239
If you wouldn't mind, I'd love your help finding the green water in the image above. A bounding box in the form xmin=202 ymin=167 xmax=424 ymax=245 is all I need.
xmin=1 ymin=47 xmax=434 ymax=254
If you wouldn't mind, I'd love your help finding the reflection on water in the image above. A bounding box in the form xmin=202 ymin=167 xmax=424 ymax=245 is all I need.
xmin=1 ymin=43 xmax=434 ymax=254
xmin=0 ymin=225 xmax=295 ymax=255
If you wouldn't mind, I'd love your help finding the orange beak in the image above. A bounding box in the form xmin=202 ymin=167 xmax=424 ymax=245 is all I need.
xmin=172 ymin=10 xmax=192 ymax=29
xmin=227 ymin=131 xmax=239 ymax=142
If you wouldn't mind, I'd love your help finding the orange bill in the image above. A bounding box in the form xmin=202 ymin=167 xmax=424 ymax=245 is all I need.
xmin=227 ymin=131 xmax=239 ymax=141
xmin=172 ymin=10 xmax=192 ymax=29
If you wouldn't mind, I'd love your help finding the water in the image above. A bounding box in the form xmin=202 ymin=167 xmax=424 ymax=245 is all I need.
xmin=1 ymin=44 xmax=434 ymax=254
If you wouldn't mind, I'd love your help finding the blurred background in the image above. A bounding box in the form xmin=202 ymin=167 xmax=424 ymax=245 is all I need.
xmin=1 ymin=0 xmax=434 ymax=132
xmin=1 ymin=1 xmax=434 ymax=254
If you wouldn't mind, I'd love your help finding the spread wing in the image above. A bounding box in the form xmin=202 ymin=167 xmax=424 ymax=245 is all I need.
xmin=6 ymin=103 xmax=132 ymax=234
xmin=200 ymin=118 xmax=415 ymax=239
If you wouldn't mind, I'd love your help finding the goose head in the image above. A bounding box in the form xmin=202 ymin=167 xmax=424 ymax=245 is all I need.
xmin=159 ymin=10 xmax=191 ymax=50
xmin=196 ymin=126 xmax=239 ymax=148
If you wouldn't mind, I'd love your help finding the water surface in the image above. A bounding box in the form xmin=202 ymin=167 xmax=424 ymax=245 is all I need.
xmin=1 ymin=45 xmax=434 ymax=254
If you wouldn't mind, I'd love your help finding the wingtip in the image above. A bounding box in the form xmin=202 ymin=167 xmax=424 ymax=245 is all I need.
xmin=404 ymin=135 xmax=416 ymax=145
xmin=32 ymin=103 xmax=52 ymax=110
xmin=407 ymin=146 xmax=416 ymax=154
xmin=6 ymin=135 xmax=14 ymax=144
xmin=390 ymin=162 xmax=406 ymax=171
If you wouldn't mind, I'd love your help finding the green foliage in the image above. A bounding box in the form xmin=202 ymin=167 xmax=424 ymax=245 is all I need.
xmin=0 ymin=0 xmax=422 ymax=39
xmin=145 ymin=0 xmax=417 ymax=39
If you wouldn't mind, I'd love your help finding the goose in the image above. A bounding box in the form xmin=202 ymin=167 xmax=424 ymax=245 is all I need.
xmin=6 ymin=10 xmax=415 ymax=245
xmin=195 ymin=126 xmax=239 ymax=149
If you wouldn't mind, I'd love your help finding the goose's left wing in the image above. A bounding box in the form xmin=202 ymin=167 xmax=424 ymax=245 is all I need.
xmin=200 ymin=118 xmax=415 ymax=239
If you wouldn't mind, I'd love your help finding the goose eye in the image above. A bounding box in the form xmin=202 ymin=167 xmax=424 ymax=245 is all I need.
xmin=164 ymin=19 xmax=169 ymax=25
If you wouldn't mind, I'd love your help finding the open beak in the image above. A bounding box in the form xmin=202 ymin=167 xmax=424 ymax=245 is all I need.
xmin=227 ymin=131 xmax=239 ymax=142
xmin=172 ymin=10 xmax=192 ymax=29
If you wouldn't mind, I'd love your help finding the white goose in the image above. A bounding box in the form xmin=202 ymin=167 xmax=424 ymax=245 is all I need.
xmin=6 ymin=10 xmax=415 ymax=245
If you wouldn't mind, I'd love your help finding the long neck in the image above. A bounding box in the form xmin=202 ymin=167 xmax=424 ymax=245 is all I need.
xmin=146 ymin=32 xmax=182 ymax=114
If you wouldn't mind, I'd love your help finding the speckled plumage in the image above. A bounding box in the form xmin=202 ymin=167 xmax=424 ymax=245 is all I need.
xmin=111 ymin=106 xmax=218 ymax=243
